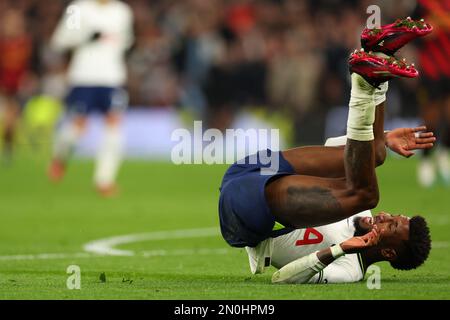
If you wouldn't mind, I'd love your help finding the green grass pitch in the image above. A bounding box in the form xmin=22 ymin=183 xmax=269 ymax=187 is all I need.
xmin=0 ymin=154 xmax=449 ymax=299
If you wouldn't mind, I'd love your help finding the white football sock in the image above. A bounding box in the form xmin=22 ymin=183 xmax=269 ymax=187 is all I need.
xmin=53 ymin=122 xmax=82 ymax=162
xmin=437 ymin=147 xmax=450 ymax=183
xmin=374 ymin=81 xmax=389 ymax=106
xmin=94 ymin=126 xmax=124 ymax=188
xmin=418 ymin=158 xmax=436 ymax=188
xmin=372 ymin=52 xmax=389 ymax=106
xmin=325 ymin=135 xmax=347 ymax=147
xmin=347 ymin=73 xmax=376 ymax=141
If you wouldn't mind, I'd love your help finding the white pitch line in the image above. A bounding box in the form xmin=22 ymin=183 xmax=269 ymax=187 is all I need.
xmin=1 ymin=224 xmax=447 ymax=262
xmin=433 ymin=218 xmax=450 ymax=226
xmin=83 ymin=227 xmax=221 ymax=256
xmin=0 ymin=227 xmax=224 ymax=261
xmin=1 ymin=243 xmax=448 ymax=261
xmin=140 ymin=248 xmax=230 ymax=257
xmin=432 ymin=241 xmax=450 ymax=249
xmin=0 ymin=248 xmax=230 ymax=261
xmin=0 ymin=252 xmax=93 ymax=261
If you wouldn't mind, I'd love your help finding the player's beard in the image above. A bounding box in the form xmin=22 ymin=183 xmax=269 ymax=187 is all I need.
xmin=353 ymin=217 xmax=370 ymax=237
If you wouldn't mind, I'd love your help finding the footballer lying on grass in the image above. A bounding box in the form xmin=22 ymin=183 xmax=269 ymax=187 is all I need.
xmin=218 ymin=17 xmax=434 ymax=284
xmin=248 ymin=134 xmax=431 ymax=284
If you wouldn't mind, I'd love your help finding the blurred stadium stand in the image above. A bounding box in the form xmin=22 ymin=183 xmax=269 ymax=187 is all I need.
xmin=0 ymin=0 xmax=448 ymax=158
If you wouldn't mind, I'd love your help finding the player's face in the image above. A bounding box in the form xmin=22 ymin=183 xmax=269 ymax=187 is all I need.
xmin=359 ymin=212 xmax=410 ymax=244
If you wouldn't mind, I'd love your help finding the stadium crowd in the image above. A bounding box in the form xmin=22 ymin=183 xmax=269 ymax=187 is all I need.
xmin=0 ymin=0 xmax=448 ymax=143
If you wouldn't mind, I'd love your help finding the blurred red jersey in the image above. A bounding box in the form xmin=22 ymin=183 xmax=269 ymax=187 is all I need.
xmin=417 ymin=0 xmax=450 ymax=80
xmin=0 ymin=35 xmax=32 ymax=95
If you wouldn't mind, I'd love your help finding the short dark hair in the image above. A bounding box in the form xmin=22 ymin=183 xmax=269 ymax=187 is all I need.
xmin=390 ymin=216 xmax=431 ymax=270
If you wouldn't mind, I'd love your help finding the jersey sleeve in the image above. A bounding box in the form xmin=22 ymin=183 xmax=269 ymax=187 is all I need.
xmin=121 ymin=5 xmax=135 ymax=51
xmin=324 ymin=135 xmax=347 ymax=147
xmin=51 ymin=1 xmax=91 ymax=51
xmin=308 ymin=254 xmax=364 ymax=284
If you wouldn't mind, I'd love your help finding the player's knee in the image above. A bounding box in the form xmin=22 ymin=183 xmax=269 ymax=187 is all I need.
xmin=359 ymin=187 xmax=379 ymax=210
xmin=73 ymin=117 xmax=88 ymax=133
xmin=105 ymin=112 xmax=122 ymax=127
xmin=375 ymin=142 xmax=386 ymax=166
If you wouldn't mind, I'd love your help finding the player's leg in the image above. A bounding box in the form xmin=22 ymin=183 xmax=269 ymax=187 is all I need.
xmin=48 ymin=87 xmax=90 ymax=181
xmin=417 ymin=94 xmax=440 ymax=187
xmin=266 ymin=71 xmax=380 ymax=228
xmin=48 ymin=114 xmax=87 ymax=181
xmin=282 ymin=99 xmax=387 ymax=178
xmin=437 ymin=94 xmax=450 ymax=185
xmin=94 ymin=111 xmax=124 ymax=196
xmin=1 ymin=96 xmax=20 ymax=161
xmin=93 ymin=87 xmax=127 ymax=196
xmin=267 ymin=48 xmax=422 ymax=229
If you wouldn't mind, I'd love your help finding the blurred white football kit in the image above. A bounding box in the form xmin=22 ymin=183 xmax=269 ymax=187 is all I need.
xmin=50 ymin=0 xmax=134 ymax=192
xmin=51 ymin=0 xmax=134 ymax=87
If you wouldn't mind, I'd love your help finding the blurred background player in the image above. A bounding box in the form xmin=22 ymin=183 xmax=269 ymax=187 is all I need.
xmin=1 ymin=0 xmax=447 ymax=182
xmin=48 ymin=0 xmax=134 ymax=196
xmin=415 ymin=0 xmax=450 ymax=187
xmin=0 ymin=9 xmax=32 ymax=163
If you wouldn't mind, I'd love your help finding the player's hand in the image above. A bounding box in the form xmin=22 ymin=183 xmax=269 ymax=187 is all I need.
xmin=386 ymin=126 xmax=436 ymax=158
xmin=89 ymin=31 xmax=103 ymax=42
xmin=340 ymin=226 xmax=382 ymax=254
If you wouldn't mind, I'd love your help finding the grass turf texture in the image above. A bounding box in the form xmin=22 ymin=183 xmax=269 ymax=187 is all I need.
xmin=0 ymin=154 xmax=449 ymax=299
